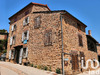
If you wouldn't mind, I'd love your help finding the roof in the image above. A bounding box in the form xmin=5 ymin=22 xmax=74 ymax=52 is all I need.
xmin=86 ymin=35 xmax=98 ymax=43
xmin=9 ymin=2 xmax=51 ymax=20
xmin=33 ymin=10 xmax=87 ymax=27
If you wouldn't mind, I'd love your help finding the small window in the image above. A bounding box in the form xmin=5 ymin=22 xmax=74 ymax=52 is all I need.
xmin=22 ymin=31 xmax=29 ymax=43
xmin=78 ymin=34 xmax=83 ymax=46
xmin=14 ymin=24 xmax=17 ymax=31
xmin=77 ymin=23 xmax=81 ymax=31
xmin=12 ymin=36 xmax=16 ymax=45
xmin=44 ymin=30 xmax=52 ymax=46
xmin=34 ymin=16 xmax=41 ymax=29
xmin=25 ymin=10 xmax=29 ymax=16
xmin=23 ymin=17 xmax=29 ymax=26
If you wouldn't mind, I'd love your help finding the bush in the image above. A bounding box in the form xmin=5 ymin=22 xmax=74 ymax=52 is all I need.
xmin=37 ymin=65 xmax=41 ymax=69
xmin=34 ymin=65 xmax=37 ymax=68
xmin=56 ymin=68 xmax=61 ymax=74
xmin=48 ymin=66 xmax=52 ymax=71
xmin=30 ymin=64 xmax=34 ymax=67
xmin=44 ymin=66 xmax=48 ymax=70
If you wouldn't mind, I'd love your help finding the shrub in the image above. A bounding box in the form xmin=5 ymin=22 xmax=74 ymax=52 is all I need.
xmin=37 ymin=65 xmax=41 ymax=69
xmin=56 ymin=68 xmax=61 ymax=74
xmin=34 ymin=65 xmax=37 ymax=68
xmin=30 ymin=64 xmax=34 ymax=67
xmin=44 ymin=66 xmax=48 ymax=70
xmin=48 ymin=66 xmax=52 ymax=71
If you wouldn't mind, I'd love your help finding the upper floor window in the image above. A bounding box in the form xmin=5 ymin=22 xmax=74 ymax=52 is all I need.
xmin=10 ymin=36 xmax=16 ymax=45
xmin=77 ymin=23 xmax=81 ymax=31
xmin=44 ymin=30 xmax=52 ymax=46
xmin=23 ymin=17 xmax=29 ymax=26
xmin=22 ymin=31 xmax=29 ymax=43
xmin=25 ymin=10 xmax=29 ymax=16
xmin=34 ymin=16 xmax=41 ymax=29
xmin=78 ymin=34 xmax=83 ymax=47
xmin=11 ymin=24 xmax=17 ymax=32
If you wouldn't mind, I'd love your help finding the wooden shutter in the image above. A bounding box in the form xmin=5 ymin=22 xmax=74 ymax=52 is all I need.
xmin=12 ymin=50 xmax=15 ymax=59
xmin=44 ymin=30 xmax=52 ymax=46
xmin=25 ymin=47 xmax=28 ymax=58
xmin=23 ymin=19 xmax=25 ymax=26
xmin=22 ymin=32 xmax=24 ymax=42
xmin=19 ymin=48 xmax=23 ymax=64
xmin=9 ymin=50 xmax=11 ymax=59
xmin=10 ymin=37 xmax=13 ymax=45
xmin=27 ymin=31 xmax=29 ymax=40
xmin=11 ymin=25 xmax=14 ymax=31
xmin=78 ymin=34 xmax=83 ymax=46
xmin=34 ymin=16 xmax=41 ymax=29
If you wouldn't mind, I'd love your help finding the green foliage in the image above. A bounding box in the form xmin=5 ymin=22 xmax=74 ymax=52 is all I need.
xmin=48 ymin=66 xmax=52 ymax=71
xmin=30 ymin=64 xmax=34 ymax=67
xmin=34 ymin=65 xmax=37 ymax=68
xmin=43 ymin=66 xmax=48 ymax=70
xmin=2 ymin=49 xmax=7 ymax=53
xmin=56 ymin=68 xmax=61 ymax=74
xmin=0 ymin=29 xmax=6 ymax=33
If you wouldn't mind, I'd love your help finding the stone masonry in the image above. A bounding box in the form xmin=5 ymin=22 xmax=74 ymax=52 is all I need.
xmin=6 ymin=2 xmax=99 ymax=75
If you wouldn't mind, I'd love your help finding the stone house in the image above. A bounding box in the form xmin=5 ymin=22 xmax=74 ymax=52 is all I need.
xmin=97 ymin=44 xmax=100 ymax=62
xmin=0 ymin=30 xmax=8 ymax=40
xmin=6 ymin=2 xmax=99 ymax=74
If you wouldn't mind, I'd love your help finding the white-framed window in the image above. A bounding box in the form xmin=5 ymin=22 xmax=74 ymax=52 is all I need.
xmin=23 ymin=17 xmax=29 ymax=26
xmin=11 ymin=24 xmax=17 ymax=32
xmin=22 ymin=31 xmax=29 ymax=42
xmin=10 ymin=36 xmax=16 ymax=45
xmin=23 ymin=47 xmax=28 ymax=58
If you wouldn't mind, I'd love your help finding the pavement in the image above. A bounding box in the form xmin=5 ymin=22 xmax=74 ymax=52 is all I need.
xmin=0 ymin=61 xmax=60 ymax=75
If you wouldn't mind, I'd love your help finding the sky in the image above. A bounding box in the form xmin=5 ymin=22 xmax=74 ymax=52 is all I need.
xmin=0 ymin=0 xmax=100 ymax=42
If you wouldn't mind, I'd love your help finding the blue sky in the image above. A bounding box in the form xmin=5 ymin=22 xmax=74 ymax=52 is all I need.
xmin=0 ymin=0 xmax=100 ymax=42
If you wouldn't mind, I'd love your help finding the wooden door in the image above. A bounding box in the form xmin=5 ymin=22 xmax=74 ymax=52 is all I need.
xmin=72 ymin=55 xmax=79 ymax=70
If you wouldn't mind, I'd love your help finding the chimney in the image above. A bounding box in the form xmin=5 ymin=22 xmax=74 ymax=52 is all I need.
xmin=88 ymin=30 xmax=91 ymax=36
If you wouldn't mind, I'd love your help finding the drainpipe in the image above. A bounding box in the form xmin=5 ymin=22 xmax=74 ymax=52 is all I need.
xmin=60 ymin=13 xmax=64 ymax=75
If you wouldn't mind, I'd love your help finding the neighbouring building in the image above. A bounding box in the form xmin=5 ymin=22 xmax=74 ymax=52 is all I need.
xmin=97 ymin=44 xmax=100 ymax=62
xmin=6 ymin=2 xmax=99 ymax=75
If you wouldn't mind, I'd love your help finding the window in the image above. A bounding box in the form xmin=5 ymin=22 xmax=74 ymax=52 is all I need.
xmin=34 ymin=16 xmax=41 ymax=29
xmin=23 ymin=47 xmax=28 ymax=58
xmin=23 ymin=17 xmax=29 ymax=26
xmin=44 ymin=30 xmax=52 ymax=46
xmin=78 ymin=34 xmax=83 ymax=46
xmin=22 ymin=31 xmax=29 ymax=43
xmin=77 ymin=23 xmax=81 ymax=31
xmin=12 ymin=36 xmax=16 ymax=45
xmin=25 ymin=10 xmax=29 ymax=16
xmin=11 ymin=24 xmax=17 ymax=32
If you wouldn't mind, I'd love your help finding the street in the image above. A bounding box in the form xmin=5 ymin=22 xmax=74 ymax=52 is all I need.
xmin=0 ymin=61 xmax=58 ymax=75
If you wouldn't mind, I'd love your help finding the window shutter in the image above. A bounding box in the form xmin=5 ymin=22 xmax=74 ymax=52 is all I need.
xmin=9 ymin=50 xmax=11 ymax=59
xmin=23 ymin=19 xmax=25 ymax=26
xmin=25 ymin=47 xmax=28 ymax=58
xmin=19 ymin=48 xmax=23 ymax=64
xmin=10 ymin=37 xmax=13 ymax=45
xmin=22 ymin=32 xmax=24 ymax=42
xmin=11 ymin=25 xmax=14 ymax=31
xmin=27 ymin=31 xmax=29 ymax=40
xmin=27 ymin=17 xmax=29 ymax=23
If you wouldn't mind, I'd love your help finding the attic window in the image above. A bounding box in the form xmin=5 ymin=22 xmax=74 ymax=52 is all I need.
xmin=77 ymin=23 xmax=81 ymax=31
xmin=25 ymin=10 xmax=29 ymax=16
